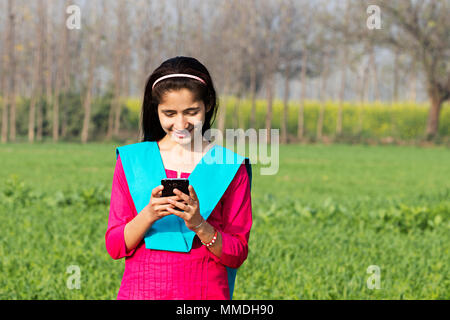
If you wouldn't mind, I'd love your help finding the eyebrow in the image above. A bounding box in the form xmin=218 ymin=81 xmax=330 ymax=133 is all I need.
xmin=160 ymin=106 xmax=201 ymax=112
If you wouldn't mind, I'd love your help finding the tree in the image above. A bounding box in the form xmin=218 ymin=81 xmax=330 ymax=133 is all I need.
xmin=310 ymin=1 xmax=337 ymax=142
xmin=278 ymin=0 xmax=303 ymax=144
xmin=367 ymin=0 xmax=450 ymax=140
xmin=259 ymin=0 xmax=289 ymax=144
xmin=1 ymin=1 xmax=9 ymax=143
xmin=2 ymin=0 xmax=16 ymax=143
xmin=53 ymin=0 xmax=71 ymax=142
xmin=28 ymin=0 xmax=45 ymax=143
xmin=44 ymin=0 xmax=54 ymax=141
xmin=36 ymin=0 xmax=48 ymax=141
xmin=316 ymin=50 xmax=330 ymax=141
xmin=105 ymin=0 xmax=131 ymax=140
xmin=0 ymin=3 xmax=5 ymax=141
xmin=81 ymin=1 xmax=102 ymax=143
xmin=295 ymin=1 xmax=325 ymax=142
xmin=210 ymin=0 xmax=242 ymax=136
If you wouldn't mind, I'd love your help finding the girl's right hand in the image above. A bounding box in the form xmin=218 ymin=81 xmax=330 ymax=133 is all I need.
xmin=145 ymin=185 xmax=182 ymax=224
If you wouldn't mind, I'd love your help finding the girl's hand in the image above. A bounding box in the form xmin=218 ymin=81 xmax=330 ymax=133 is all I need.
xmin=166 ymin=185 xmax=204 ymax=231
xmin=146 ymin=185 xmax=182 ymax=224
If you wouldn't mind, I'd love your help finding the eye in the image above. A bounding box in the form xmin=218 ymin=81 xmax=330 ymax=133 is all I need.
xmin=162 ymin=109 xmax=199 ymax=116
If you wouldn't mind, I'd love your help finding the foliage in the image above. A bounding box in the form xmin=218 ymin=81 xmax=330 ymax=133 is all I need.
xmin=5 ymin=93 xmax=450 ymax=144
xmin=216 ymin=97 xmax=450 ymax=142
xmin=11 ymin=91 xmax=136 ymax=142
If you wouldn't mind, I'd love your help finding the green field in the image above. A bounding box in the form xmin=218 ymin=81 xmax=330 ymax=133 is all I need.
xmin=0 ymin=142 xmax=449 ymax=299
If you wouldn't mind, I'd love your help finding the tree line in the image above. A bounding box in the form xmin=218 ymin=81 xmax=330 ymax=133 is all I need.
xmin=1 ymin=0 xmax=449 ymax=144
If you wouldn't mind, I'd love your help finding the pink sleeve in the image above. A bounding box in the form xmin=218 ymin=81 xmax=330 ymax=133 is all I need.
xmin=213 ymin=163 xmax=253 ymax=269
xmin=105 ymin=154 xmax=138 ymax=260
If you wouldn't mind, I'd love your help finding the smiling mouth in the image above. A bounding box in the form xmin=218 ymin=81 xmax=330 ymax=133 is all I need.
xmin=172 ymin=129 xmax=192 ymax=138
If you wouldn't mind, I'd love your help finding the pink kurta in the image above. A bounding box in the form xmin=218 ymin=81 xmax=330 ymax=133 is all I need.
xmin=105 ymin=154 xmax=252 ymax=300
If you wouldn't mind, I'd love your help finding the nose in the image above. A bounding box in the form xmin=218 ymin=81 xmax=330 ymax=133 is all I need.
xmin=174 ymin=114 xmax=188 ymax=131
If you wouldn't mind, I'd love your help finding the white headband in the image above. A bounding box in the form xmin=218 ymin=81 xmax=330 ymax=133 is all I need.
xmin=152 ymin=73 xmax=206 ymax=90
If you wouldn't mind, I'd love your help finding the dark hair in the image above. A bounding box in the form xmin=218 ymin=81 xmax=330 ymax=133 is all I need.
xmin=140 ymin=56 xmax=218 ymax=142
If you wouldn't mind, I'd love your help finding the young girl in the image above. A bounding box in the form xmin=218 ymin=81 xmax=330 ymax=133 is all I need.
xmin=105 ymin=56 xmax=253 ymax=300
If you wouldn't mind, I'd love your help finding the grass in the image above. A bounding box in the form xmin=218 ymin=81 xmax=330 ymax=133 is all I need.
xmin=0 ymin=142 xmax=449 ymax=299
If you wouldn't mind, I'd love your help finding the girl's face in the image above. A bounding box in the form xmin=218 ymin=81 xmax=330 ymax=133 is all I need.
xmin=157 ymin=88 xmax=208 ymax=145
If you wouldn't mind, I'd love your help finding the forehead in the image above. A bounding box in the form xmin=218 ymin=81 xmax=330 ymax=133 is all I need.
xmin=159 ymin=89 xmax=202 ymax=109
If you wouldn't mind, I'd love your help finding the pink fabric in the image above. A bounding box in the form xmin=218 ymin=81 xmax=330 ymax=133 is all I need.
xmin=105 ymin=154 xmax=252 ymax=300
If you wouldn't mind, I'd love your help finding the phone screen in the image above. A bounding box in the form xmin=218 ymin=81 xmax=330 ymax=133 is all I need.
xmin=161 ymin=179 xmax=189 ymax=211
xmin=161 ymin=178 xmax=189 ymax=197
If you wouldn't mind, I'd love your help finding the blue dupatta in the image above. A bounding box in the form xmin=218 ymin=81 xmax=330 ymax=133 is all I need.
xmin=116 ymin=141 xmax=252 ymax=299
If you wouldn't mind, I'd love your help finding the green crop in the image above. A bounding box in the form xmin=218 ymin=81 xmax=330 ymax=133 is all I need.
xmin=0 ymin=143 xmax=448 ymax=299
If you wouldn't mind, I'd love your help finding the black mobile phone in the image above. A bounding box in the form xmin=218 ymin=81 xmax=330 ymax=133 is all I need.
xmin=161 ymin=178 xmax=189 ymax=197
xmin=161 ymin=178 xmax=189 ymax=211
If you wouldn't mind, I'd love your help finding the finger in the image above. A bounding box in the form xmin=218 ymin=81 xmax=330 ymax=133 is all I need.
xmin=168 ymin=198 xmax=189 ymax=211
xmin=166 ymin=206 xmax=188 ymax=219
xmin=151 ymin=185 xmax=164 ymax=198
xmin=153 ymin=194 xmax=182 ymax=205
xmin=188 ymin=185 xmax=198 ymax=202
xmin=188 ymin=185 xmax=199 ymax=206
xmin=173 ymin=188 xmax=190 ymax=202
xmin=154 ymin=203 xmax=175 ymax=212
xmin=159 ymin=212 xmax=174 ymax=220
xmin=157 ymin=210 xmax=172 ymax=217
xmin=166 ymin=195 xmax=184 ymax=202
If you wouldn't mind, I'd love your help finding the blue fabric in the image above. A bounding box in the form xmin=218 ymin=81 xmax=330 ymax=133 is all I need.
xmin=116 ymin=141 xmax=252 ymax=299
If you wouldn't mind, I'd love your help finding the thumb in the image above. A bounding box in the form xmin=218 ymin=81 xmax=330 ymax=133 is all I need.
xmin=152 ymin=185 xmax=164 ymax=198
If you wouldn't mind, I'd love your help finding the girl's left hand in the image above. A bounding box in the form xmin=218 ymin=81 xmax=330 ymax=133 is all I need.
xmin=167 ymin=185 xmax=204 ymax=231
